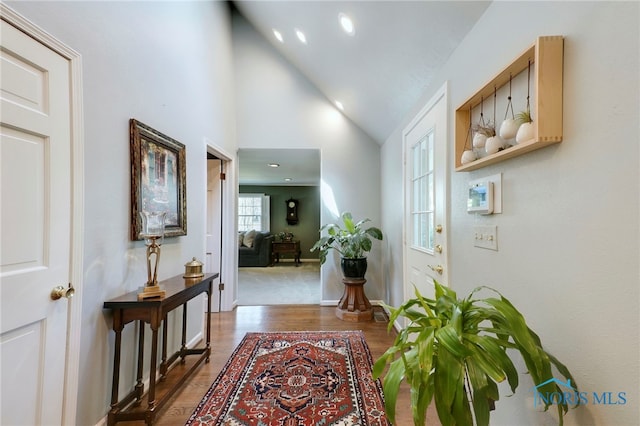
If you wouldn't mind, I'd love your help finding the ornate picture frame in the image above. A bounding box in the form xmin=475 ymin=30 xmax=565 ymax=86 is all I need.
xmin=130 ymin=119 xmax=187 ymax=240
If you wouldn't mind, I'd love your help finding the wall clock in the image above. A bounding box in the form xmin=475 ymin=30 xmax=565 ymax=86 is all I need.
xmin=286 ymin=198 xmax=299 ymax=225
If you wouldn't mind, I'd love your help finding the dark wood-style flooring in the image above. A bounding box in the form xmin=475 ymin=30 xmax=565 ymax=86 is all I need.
xmin=124 ymin=305 xmax=438 ymax=425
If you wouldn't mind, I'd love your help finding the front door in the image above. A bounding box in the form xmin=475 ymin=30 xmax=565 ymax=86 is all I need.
xmin=403 ymin=83 xmax=449 ymax=300
xmin=1 ymin=18 xmax=73 ymax=425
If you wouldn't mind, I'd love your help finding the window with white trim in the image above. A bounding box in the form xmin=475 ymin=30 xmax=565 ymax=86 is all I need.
xmin=238 ymin=194 xmax=270 ymax=232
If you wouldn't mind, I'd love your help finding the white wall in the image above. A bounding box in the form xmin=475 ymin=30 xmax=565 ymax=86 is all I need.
xmin=6 ymin=1 xmax=236 ymax=424
xmin=232 ymin=12 xmax=384 ymax=302
xmin=382 ymin=2 xmax=639 ymax=425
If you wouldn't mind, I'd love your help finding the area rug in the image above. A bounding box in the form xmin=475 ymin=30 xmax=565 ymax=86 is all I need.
xmin=186 ymin=331 xmax=389 ymax=425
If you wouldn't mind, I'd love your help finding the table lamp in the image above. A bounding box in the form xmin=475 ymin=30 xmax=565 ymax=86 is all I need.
xmin=138 ymin=211 xmax=167 ymax=300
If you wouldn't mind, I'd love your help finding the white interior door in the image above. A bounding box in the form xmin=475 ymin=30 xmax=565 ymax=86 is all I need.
xmin=1 ymin=19 xmax=73 ymax=425
xmin=206 ymin=158 xmax=223 ymax=311
xmin=206 ymin=159 xmax=222 ymax=274
xmin=403 ymin=83 xmax=449 ymax=301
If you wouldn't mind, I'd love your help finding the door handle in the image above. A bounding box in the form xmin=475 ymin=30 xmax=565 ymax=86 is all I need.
xmin=429 ymin=265 xmax=444 ymax=275
xmin=51 ymin=283 xmax=75 ymax=300
xmin=435 ymin=244 xmax=443 ymax=253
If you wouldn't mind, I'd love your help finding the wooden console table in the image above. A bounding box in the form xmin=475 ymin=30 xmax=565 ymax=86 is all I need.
xmin=103 ymin=273 xmax=218 ymax=425
xmin=272 ymin=240 xmax=301 ymax=265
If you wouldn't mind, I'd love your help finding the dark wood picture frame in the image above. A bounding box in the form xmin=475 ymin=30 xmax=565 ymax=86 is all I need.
xmin=130 ymin=119 xmax=187 ymax=240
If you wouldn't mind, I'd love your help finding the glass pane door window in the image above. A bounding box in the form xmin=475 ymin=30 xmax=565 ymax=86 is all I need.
xmin=411 ymin=131 xmax=434 ymax=251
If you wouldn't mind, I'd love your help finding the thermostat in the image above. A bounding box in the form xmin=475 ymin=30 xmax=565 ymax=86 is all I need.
xmin=467 ymin=181 xmax=493 ymax=214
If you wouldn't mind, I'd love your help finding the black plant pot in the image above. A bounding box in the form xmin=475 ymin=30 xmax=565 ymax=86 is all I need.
xmin=340 ymin=258 xmax=367 ymax=279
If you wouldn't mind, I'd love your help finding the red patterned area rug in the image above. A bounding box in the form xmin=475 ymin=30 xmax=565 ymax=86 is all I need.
xmin=186 ymin=331 xmax=389 ymax=425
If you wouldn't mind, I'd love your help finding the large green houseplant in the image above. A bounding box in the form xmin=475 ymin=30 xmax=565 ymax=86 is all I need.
xmin=310 ymin=212 xmax=383 ymax=277
xmin=373 ymin=280 xmax=578 ymax=426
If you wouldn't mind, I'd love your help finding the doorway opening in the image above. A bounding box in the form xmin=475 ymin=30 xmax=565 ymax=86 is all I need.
xmin=237 ymin=148 xmax=321 ymax=305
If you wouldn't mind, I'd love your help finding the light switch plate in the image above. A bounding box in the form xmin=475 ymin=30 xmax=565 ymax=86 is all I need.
xmin=474 ymin=225 xmax=498 ymax=251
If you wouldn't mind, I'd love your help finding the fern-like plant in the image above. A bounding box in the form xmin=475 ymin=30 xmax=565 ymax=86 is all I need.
xmin=373 ymin=280 xmax=578 ymax=426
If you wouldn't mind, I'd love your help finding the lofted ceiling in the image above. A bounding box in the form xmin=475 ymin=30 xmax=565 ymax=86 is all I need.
xmin=233 ymin=0 xmax=491 ymax=186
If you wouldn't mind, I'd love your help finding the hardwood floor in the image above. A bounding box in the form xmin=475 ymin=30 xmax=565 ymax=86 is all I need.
xmin=124 ymin=305 xmax=438 ymax=425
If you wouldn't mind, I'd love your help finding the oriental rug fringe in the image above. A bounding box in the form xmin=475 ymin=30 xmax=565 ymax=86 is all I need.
xmin=186 ymin=331 xmax=389 ymax=425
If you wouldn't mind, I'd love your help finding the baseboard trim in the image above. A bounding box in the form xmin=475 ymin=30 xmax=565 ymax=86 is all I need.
xmin=379 ymin=304 xmax=403 ymax=333
xmin=319 ymin=299 xmax=386 ymax=307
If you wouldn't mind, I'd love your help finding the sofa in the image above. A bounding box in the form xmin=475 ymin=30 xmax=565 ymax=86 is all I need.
xmin=238 ymin=230 xmax=273 ymax=267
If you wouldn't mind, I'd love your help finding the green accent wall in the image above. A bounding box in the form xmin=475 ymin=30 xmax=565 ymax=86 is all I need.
xmin=240 ymin=185 xmax=320 ymax=259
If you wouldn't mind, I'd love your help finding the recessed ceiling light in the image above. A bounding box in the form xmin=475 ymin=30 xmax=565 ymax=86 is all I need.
xmin=284 ymin=177 xmax=292 ymax=182
xmin=272 ymin=29 xmax=283 ymax=43
xmin=268 ymin=163 xmax=280 ymax=168
xmin=339 ymin=13 xmax=355 ymax=36
xmin=295 ymin=29 xmax=307 ymax=44
xmin=335 ymin=101 xmax=344 ymax=111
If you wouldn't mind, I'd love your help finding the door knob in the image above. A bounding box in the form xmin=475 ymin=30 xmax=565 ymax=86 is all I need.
xmin=429 ymin=265 xmax=444 ymax=275
xmin=51 ymin=283 xmax=75 ymax=300
xmin=435 ymin=244 xmax=443 ymax=253
xmin=435 ymin=225 xmax=443 ymax=233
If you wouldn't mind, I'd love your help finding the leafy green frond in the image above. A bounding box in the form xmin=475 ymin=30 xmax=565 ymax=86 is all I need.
xmin=466 ymin=359 xmax=492 ymax=426
xmin=381 ymin=357 xmax=406 ymax=423
xmin=311 ymin=212 xmax=383 ymax=262
xmin=374 ymin=278 xmax=576 ymax=426
xmin=465 ymin=334 xmax=519 ymax=393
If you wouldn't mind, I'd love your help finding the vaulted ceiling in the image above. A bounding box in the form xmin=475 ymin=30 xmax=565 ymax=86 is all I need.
xmin=233 ymin=1 xmax=491 ymax=185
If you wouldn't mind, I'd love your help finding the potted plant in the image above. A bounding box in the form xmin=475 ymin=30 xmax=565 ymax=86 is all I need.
xmin=310 ymin=212 xmax=383 ymax=278
xmin=516 ymin=109 xmax=534 ymax=144
xmin=276 ymin=230 xmax=294 ymax=242
xmin=373 ymin=280 xmax=578 ymax=426
xmin=472 ymin=121 xmax=494 ymax=149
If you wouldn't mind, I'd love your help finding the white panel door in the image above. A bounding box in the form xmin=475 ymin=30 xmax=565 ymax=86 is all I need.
xmin=403 ymin=84 xmax=449 ymax=301
xmin=206 ymin=158 xmax=223 ymax=312
xmin=1 ymin=19 xmax=72 ymax=425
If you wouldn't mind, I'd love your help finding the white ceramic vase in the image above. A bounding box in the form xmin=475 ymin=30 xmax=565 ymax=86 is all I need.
xmin=499 ymin=118 xmax=519 ymax=140
xmin=485 ymin=135 xmax=505 ymax=154
xmin=461 ymin=150 xmax=477 ymax=164
xmin=516 ymin=122 xmax=534 ymax=143
xmin=473 ymin=132 xmax=487 ymax=149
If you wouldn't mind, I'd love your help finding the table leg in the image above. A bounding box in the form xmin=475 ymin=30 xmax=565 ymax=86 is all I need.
xmin=147 ymin=326 xmax=159 ymax=411
xmin=110 ymin=313 xmax=124 ymax=411
xmin=134 ymin=320 xmax=145 ymax=404
xmin=206 ymin=283 xmax=212 ymax=361
xmin=180 ymin=303 xmax=188 ymax=363
xmin=160 ymin=315 xmax=168 ymax=381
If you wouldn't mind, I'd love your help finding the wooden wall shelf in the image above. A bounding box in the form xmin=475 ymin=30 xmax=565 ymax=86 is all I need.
xmin=455 ymin=36 xmax=564 ymax=172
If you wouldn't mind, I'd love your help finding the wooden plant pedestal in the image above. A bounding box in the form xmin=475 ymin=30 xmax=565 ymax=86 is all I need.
xmin=335 ymin=277 xmax=373 ymax=322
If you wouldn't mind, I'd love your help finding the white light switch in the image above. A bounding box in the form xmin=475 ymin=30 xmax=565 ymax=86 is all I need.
xmin=474 ymin=225 xmax=498 ymax=251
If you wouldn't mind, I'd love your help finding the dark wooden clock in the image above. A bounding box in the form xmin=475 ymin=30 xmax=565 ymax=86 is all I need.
xmin=286 ymin=198 xmax=298 ymax=225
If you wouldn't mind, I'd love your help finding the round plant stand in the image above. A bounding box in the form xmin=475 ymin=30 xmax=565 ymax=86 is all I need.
xmin=335 ymin=277 xmax=373 ymax=322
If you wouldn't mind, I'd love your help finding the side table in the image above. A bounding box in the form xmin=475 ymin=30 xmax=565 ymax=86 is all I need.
xmin=272 ymin=240 xmax=301 ymax=265
xmin=103 ymin=273 xmax=218 ymax=425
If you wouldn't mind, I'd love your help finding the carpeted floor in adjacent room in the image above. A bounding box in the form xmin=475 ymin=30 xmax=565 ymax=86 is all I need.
xmin=237 ymin=261 xmax=320 ymax=305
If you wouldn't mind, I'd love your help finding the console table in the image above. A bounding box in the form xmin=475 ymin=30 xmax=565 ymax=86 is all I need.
xmin=103 ymin=273 xmax=217 ymax=425
xmin=272 ymin=240 xmax=301 ymax=265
